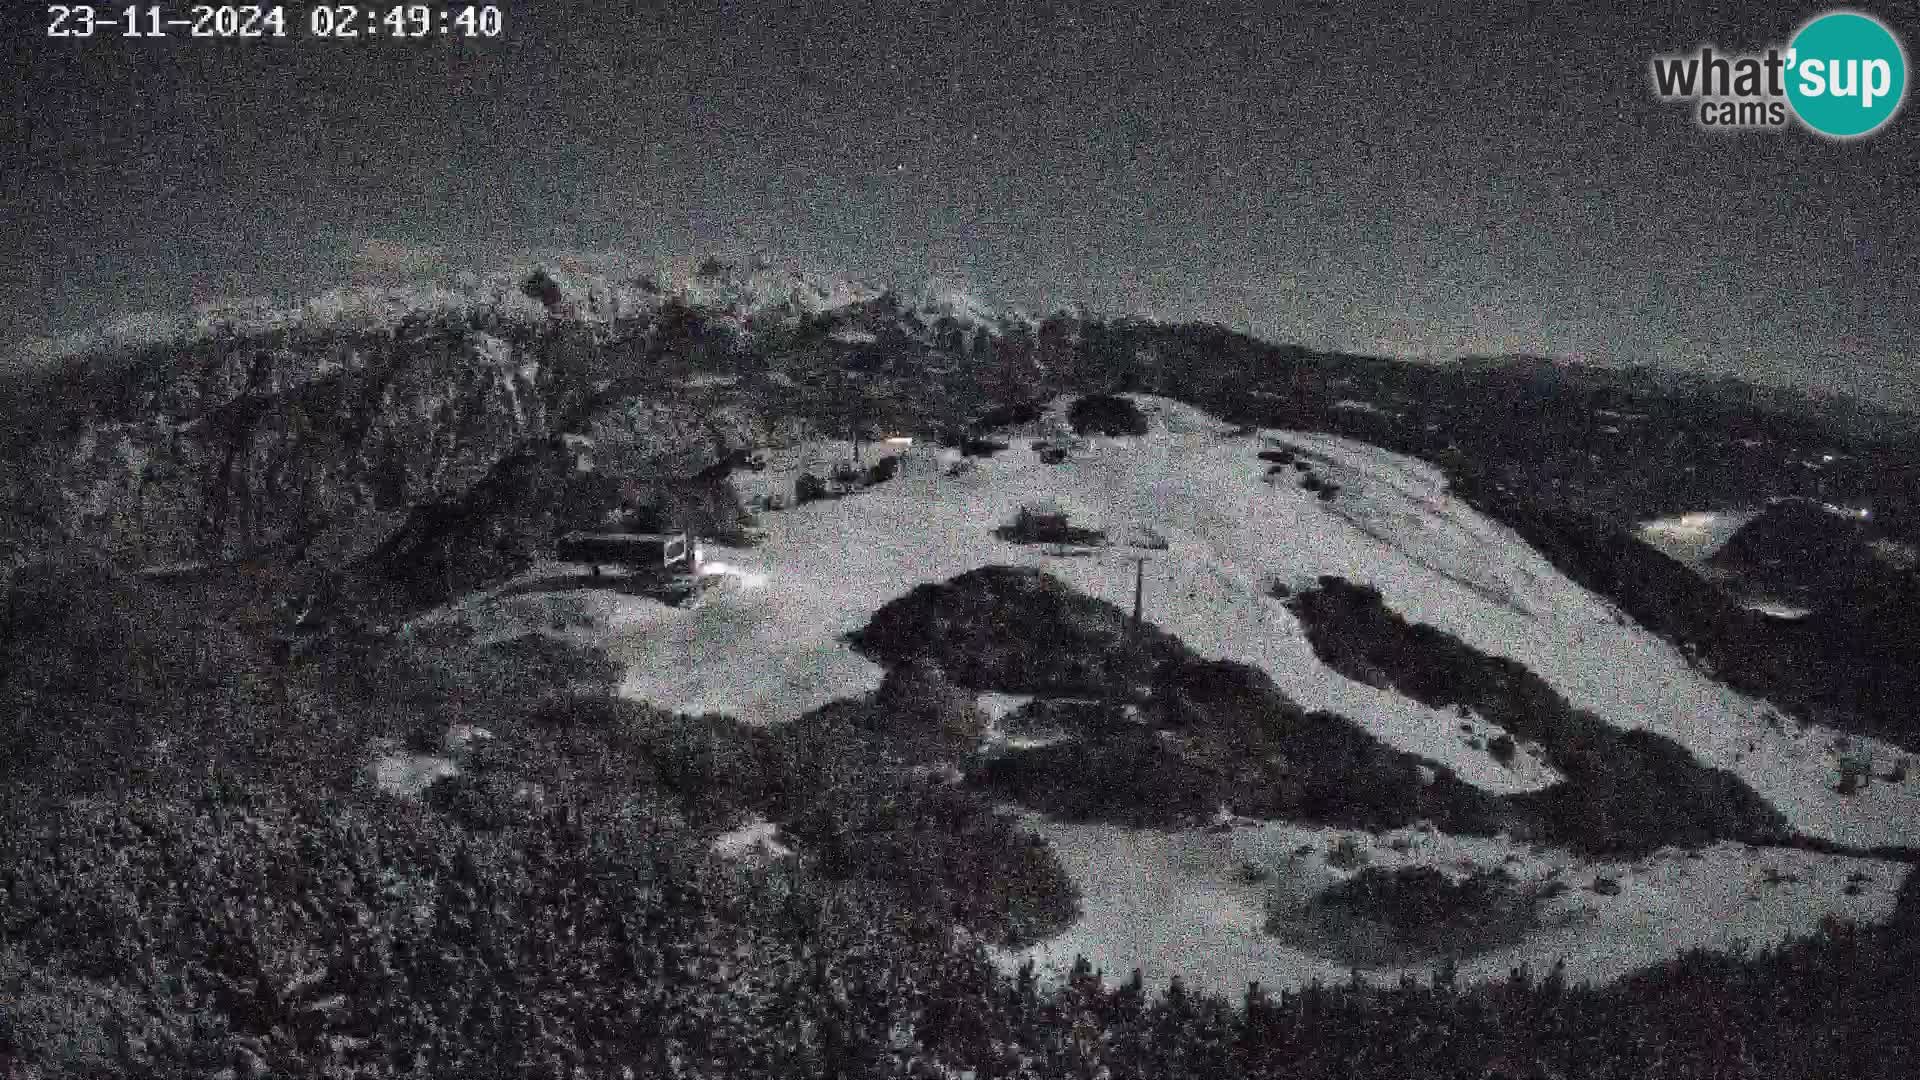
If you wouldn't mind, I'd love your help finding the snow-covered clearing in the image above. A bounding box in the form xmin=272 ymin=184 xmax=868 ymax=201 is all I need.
xmin=368 ymin=751 xmax=458 ymax=799
xmin=711 ymin=817 xmax=796 ymax=861
xmin=988 ymin=814 xmax=1905 ymax=999
xmin=973 ymin=692 xmax=1083 ymax=752
xmin=364 ymin=723 xmax=499 ymax=800
xmin=1636 ymin=509 xmax=1763 ymax=567
xmin=975 ymin=692 xmax=1035 ymax=724
xmin=1870 ymin=537 xmax=1918 ymax=569
xmin=673 ymin=371 xmax=741 ymax=389
xmin=1743 ymin=600 xmax=1814 ymax=620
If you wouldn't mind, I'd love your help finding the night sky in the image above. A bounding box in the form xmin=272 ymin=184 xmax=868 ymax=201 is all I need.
xmin=4 ymin=1 xmax=1916 ymax=407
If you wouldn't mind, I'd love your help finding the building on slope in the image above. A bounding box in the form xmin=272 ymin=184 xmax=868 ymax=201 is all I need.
xmin=555 ymin=529 xmax=701 ymax=577
xmin=1013 ymin=500 xmax=1073 ymax=543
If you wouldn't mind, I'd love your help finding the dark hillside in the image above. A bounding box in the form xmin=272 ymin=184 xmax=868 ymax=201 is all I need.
xmin=849 ymin=565 xmax=1189 ymax=695
xmin=1288 ymin=576 xmax=1789 ymax=855
xmin=0 ymin=546 xmax=296 ymax=802
xmin=1450 ymin=470 xmax=1920 ymax=749
xmin=854 ymin=567 xmax=1505 ymax=833
xmin=1709 ymin=497 xmax=1888 ymax=600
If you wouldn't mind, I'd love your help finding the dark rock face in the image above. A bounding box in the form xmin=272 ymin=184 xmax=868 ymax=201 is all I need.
xmin=364 ymin=440 xmax=576 ymax=610
xmin=1 ymin=272 xmax=1053 ymax=621
xmin=5 ymin=321 xmax=563 ymax=570
xmin=0 ymin=320 xmax=797 ymax=616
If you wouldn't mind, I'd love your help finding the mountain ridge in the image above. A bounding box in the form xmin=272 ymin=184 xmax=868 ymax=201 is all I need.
xmin=5 ymin=260 xmax=1917 ymax=746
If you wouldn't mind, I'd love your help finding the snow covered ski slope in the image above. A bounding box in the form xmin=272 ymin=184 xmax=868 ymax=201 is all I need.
xmin=557 ymin=394 xmax=1915 ymax=849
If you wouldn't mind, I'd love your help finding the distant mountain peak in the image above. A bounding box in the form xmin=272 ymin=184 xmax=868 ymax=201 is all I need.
xmin=664 ymin=258 xmax=889 ymax=324
xmin=5 ymin=254 xmax=1094 ymax=380
xmin=912 ymin=278 xmax=996 ymax=320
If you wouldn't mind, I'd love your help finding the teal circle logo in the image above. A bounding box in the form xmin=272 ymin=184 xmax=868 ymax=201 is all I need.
xmin=1786 ymin=11 xmax=1908 ymax=137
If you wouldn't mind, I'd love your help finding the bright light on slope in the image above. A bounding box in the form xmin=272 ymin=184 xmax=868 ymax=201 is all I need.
xmin=1640 ymin=512 xmax=1726 ymax=542
xmin=696 ymin=560 xmax=768 ymax=590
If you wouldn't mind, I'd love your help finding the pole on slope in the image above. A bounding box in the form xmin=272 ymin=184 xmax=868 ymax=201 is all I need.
xmin=1132 ymin=556 xmax=1145 ymax=633
xmin=1112 ymin=555 xmax=1146 ymax=718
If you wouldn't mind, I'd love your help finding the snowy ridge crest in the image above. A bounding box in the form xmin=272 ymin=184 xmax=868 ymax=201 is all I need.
xmin=666 ymin=258 xmax=890 ymax=322
xmin=9 ymin=258 xmax=960 ymax=370
xmin=7 ymin=254 xmax=1083 ymax=376
xmin=11 ymin=274 xmax=648 ymax=370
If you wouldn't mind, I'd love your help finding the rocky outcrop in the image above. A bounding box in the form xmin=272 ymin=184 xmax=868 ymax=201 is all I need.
xmin=363 ymin=439 xmax=579 ymax=612
xmin=7 ymin=319 xmax=566 ymax=571
xmin=0 ymin=262 xmax=1067 ymax=607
